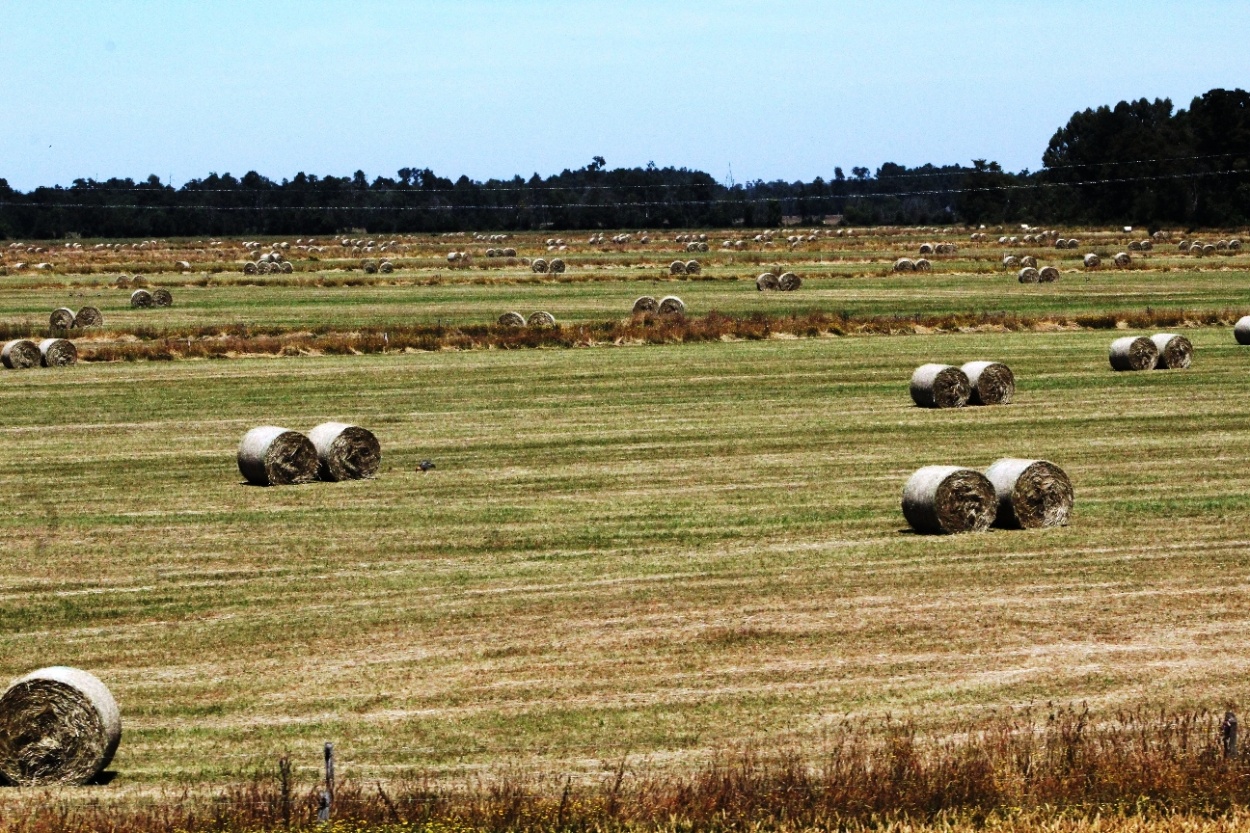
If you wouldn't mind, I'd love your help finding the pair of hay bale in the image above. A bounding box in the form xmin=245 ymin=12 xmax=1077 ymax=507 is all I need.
xmin=50 ymin=307 xmax=103 ymax=329
xmin=1109 ymin=334 xmax=1193 ymax=371
xmin=756 ymin=272 xmax=802 ymax=291
xmin=903 ymin=458 xmax=1073 ymax=534
xmin=238 ymin=423 xmax=381 ymax=486
xmin=630 ymin=296 xmax=686 ymax=315
xmin=1017 ymin=266 xmax=1061 ymax=283
xmin=0 ymin=666 xmax=121 ymax=786
xmin=130 ymin=288 xmax=172 ymax=308
xmin=669 ymin=260 xmax=702 ymax=275
xmin=497 ymin=311 xmax=557 ymax=327
xmin=2 ymin=339 xmax=77 ymax=368
xmin=910 ymin=362 xmax=1015 ymax=408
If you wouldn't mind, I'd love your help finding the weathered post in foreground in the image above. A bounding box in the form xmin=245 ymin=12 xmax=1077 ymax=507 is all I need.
xmin=1222 ymin=711 xmax=1238 ymax=758
xmin=318 ymin=743 xmax=335 ymax=822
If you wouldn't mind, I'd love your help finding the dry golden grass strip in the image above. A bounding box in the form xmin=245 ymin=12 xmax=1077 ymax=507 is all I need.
xmin=910 ymin=363 xmax=970 ymax=408
xmin=985 ymin=457 xmax=1074 ymax=529
xmin=236 ymin=426 xmax=319 ymax=486
xmin=902 ymin=465 xmax=997 ymax=534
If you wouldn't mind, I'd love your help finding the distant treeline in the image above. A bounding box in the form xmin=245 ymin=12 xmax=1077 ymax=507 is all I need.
xmin=1 ymin=88 xmax=1247 ymax=238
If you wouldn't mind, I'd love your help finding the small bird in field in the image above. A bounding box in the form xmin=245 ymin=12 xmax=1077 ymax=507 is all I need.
xmin=417 ymin=459 xmax=436 ymax=472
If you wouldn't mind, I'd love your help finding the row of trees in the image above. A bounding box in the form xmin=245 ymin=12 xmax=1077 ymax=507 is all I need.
xmin=1 ymin=89 xmax=1247 ymax=239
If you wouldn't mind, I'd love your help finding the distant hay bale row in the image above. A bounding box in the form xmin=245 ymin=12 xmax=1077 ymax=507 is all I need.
xmin=484 ymin=248 xmax=517 ymax=257
xmin=910 ymin=361 xmax=1014 ymax=408
xmin=238 ymin=423 xmax=380 ymax=486
xmin=2 ymin=338 xmax=76 ymax=368
xmin=917 ymin=243 xmax=957 ymax=255
xmin=902 ymin=458 xmax=1072 ymax=534
xmin=1109 ymin=333 xmax=1193 ymax=371
xmin=243 ymin=260 xmax=293 ymax=274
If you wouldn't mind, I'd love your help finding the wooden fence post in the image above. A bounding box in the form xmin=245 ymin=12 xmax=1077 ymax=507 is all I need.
xmin=1223 ymin=711 xmax=1238 ymax=758
xmin=317 ymin=743 xmax=335 ymax=822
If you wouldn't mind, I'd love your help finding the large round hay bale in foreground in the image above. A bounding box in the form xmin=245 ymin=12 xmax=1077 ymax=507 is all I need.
xmin=1109 ymin=336 xmax=1159 ymax=371
xmin=1235 ymin=316 xmax=1250 ymax=345
xmin=1151 ymin=333 xmax=1193 ymax=369
xmin=756 ymin=273 xmax=780 ymax=291
xmin=984 ymin=458 xmax=1073 ymax=529
xmin=527 ymin=311 xmax=556 ymax=327
xmin=0 ymin=666 xmax=121 ymax=786
xmin=38 ymin=339 xmax=77 ymax=367
xmin=151 ymin=288 xmax=173 ymax=307
xmin=902 ymin=466 xmax=997 ymax=534
xmin=778 ymin=272 xmax=802 ymax=291
xmin=130 ymin=289 xmax=153 ymax=308
xmin=49 ymin=307 xmax=76 ymax=329
xmin=75 ymin=306 xmax=103 ymax=327
xmin=632 ymin=296 xmax=659 ymax=314
xmin=497 ymin=311 xmax=525 ymax=327
xmin=961 ymin=361 xmax=1015 ymax=405
xmin=910 ymin=363 xmax=971 ymax=408
xmin=237 ymin=426 xmax=319 ymax=486
xmin=1 ymin=339 xmax=41 ymax=370
xmin=658 ymin=296 xmax=686 ymax=315
xmin=307 ymin=422 xmax=381 ymax=482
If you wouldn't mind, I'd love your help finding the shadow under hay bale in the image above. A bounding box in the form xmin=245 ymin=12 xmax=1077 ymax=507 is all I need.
xmin=658 ymin=296 xmax=685 ymax=315
xmin=910 ymin=363 xmax=970 ymax=408
xmin=75 ymin=306 xmax=103 ymax=327
xmin=902 ymin=465 xmax=997 ymax=534
xmin=1151 ymin=333 xmax=1193 ymax=369
xmin=0 ymin=666 xmax=121 ymax=787
xmin=39 ymin=338 xmax=77 ymax=367
xmin=961 ymin=361 xmax=1015 ymax=405
xmin=527 ymin=311 xmax=556 ymax=327
xmin=1236 ymin=316 xmax=1250 ymax=345
xmin=985 ymin=458 xmax=1073 ymax=529
xmin=632 ymin=296 xmax=659 ymax=314
xmin=497 ymin=311 xmax=525 ymax=327
xmin=237 ymin=426 xmax=319 ymax=486
xmin=130 ymin=289 xmax=153 ymax=308
xmin=1109 ymin=336 xmax=1158 ymax=371
xmin=49 ymin=308 xmax=75 ymax=329
xmin=778 ymin=272 xmax=801 ymax=290
xmin=1 ymin=339 xmax=41 ymax=370
xmin=308 ymin=422 xmax=381 ymax=482
xmin=151 ymin=288 xmax=173 ymax=307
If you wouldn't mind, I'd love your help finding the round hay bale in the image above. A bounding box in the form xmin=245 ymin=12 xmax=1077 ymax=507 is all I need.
xmin=1018 ymin=267 xmax=1040 ymax=283
xmin=901 ymin=465 xmax=997 ymax=534
xmin=893 ymin=257 xmax=916 ymax=272
xmin=1083 ymin=253 xmax=1101 ymax=268
xmin=984 ymin=458 xmax=1073 ymax=529
xmin=1217 ymin=240 xmax=1229 ymax=250
xmin=0 ymin=667 xmax=121 ymax=787
xmin=778 ymin=272 xmax=802 ymax=291
xmin=632 ymin=296 xmax=659 ymax=314
xmin=685 ymin=260 xmax=701 ymax=275
xmin=74 ymin=306 xmax=103 ymax=327
xmin=909 ymin=363 xmax=971 ymax=409
xmin=237 ymin=426 xmax=319 ymax=486
xmin=38 ymin=339 xmax=77 ymax=367
xmin=49 ymin=307 xmax=76 ymax=329
xmin=280 ymin=261 xmax=294 ymax=274
xmin=658 ymin=296 xmax=685 ymax=315
xmin=527 ymin=311 xmax=556 ymax=327
xmin=503 ymin=247 xmax=517 ymax=257
xmin=1128 ymin=241 xmax=1142 ymax=252
xmin=1066 ymin=239 xmax=1080 ymax=249
xmin=669 ymin=260 xmax=686 ymax=275
xmin=307 ymin=422 xmax=381 ymax=482
xmin=1140 ymin=240 xmax=1153 ymax=251
xmin=176 ymin=260 xmax=192 ymax=270
xmin=1235 ymin=316 xmax=1250 ymax=345
xmin=379 ymin=261 xmax=394 ymax=274
xmin=1002 ymin=255 xmax=1019 ymax=268
xmin=115 ymin=274 xmax=132 ymax=287
xmin=1114 ymin=252 xmax=1131 ymax=267
xmin=1150 ymin=333 xmax=1193 ymax=369
xmin=130 ymin=289 xmax=153 ymax=308
xmin=362 ymin=259 xmax=378 ymax=274
xmin=1109 ymin=336 xmax=1159 ymax=371
xmin=151 ymin=288 xmax=173 ymax=307
xmin=1178 ymin=240 xmax=1190 ymax=251
xmin=1055 ymin=238 xmax=1068 ymax=249
xmin=497 ymin=311 xmax=526 ymax=327
xmin=919 ymin=243 xmax=934 ymax=255
xmin=1 ymin=339 xmax=41 ymax=370
xmin=549 ymin=258 xmax=566 ymax=274
xmin=1229 ymin=239 xmax=1242 ymax=251
xmin=1038 ymin=266 xmax=1060 ymax=282
xmin=961 ymin=361 xmax=1015 ymax=405
xmin=1020 ymin=255 xmax=1037 ymax=268
xmin=756 ymin=273 xmax=780 ymax=291
xmin=532 ymin=258 xmax=549 ymax=273
xmin=915 ymin=258 xmax=932 ymax=272
xmin=1203 ymin=244 xmax=1216 ymax=256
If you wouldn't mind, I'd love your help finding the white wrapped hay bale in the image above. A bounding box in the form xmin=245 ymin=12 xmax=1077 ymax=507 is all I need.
xmin=237 ymin=426 xmax=319 ymax=486
xmin=307 ymin=422 xmax=381 ymax=482
xmin=756 ymin=273 xmax=780 ymax=291
xmin=49 ymin=307 xmax=76 ymax=329
xmin=1235 ymin=315 xmax=1250 ymax=345
xmin=1083 ymin=253 xmax=1101 ymax=268
xmin=1150 ymin=333 xmax=1193 ymax=369
xmin=961 ymin=361 xmax=1015 ymax=406
xmin=130 ymin=289 xmax=153 ymax=308
xmin=984 ymin=458 xmax=1073 ymax=529
xmin=914 ymin=258 xmax=931 ymax=272
xmin=1018 ymin=267 xmax=1040 ymax=283
xmin=1109 ymin=336 xmax=1159 ymax=371
xmin=893 ymin=257 xmax=916 ymax=272
xmin=778 ymin=272 xmax=802 ymax=291
xmin=658 ymin=296 xmax=685 ymax=315
xmin=1113 ymin=252 xmax=1131 ymax=267
xmin=902 ymin=466 xmax=997 ymax=534
xmin=0 ymin=666 xmax=121 ymax=786
xmin=1 ymin=339 xmax=41 ymax=370
xmin=910 ymin=364 xmax=970 ymax=408
xmin=38 ymin=338 xmax=77 ymax=367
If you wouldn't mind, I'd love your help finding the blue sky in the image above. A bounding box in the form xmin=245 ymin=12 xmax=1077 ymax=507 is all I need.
xmin=0 ymin=0 xmax=1244 ymax=190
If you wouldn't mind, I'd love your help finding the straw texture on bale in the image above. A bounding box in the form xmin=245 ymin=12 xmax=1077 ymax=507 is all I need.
xmin=961 ymin=361 xmax=1015 ymax=406
xmin=632 ymin=296 xmax=659 ymax=314
xmin=778 ymin=272 xmax=802 ymax=291
xmin=756 ymin=273 xmax=780 ymax=291
xmin=38 ymin=339 xmax=77 ymax=367
xmin=497 ymin=311 xmax=525 ymax=327
xmin=658 ymin=296 xmax=686 ymax=315
xmin=237 ymin=426 xmax=319 ymax=486
xmin=909 ymin=363 xmax=971 ymax=409
xmin=75 ymin=306 xmax=103 ymax=327
xmin=915 ymin=258 xmax=931 ymax=271
xmin=669 ymin=260 xmax=686 ymax=275
xmin=527 ymin=311 xmax=556 ymax=327
xmin=1235 ymin=315 xmax=1250 ymax=345
xmin=307 ymin=422 xmax=381 ymax=482
xmin=0 ymin=666 xmax=121 ymax=787
xmin=531 ymin=258 xmax=548 ymax=273
xmin=984 ymin=458 xmax=1073 ymax=529
xmin=685 ymin=260 xmax=701 ymax=275
xmin=1109 ymin=336 xmax=1159 ymax=371
xmin=901 ymin=466 xmax=997 ymax=535
xmin=1 ymin=339 xmax=41 ymax=370
xmin=1038 ymin=266 xmax=1060 ymax=282
xmin=151 ymin=288 xmax=173 ymax=307
xmin=1017 ymin=267 xmax=1040 ymax=283
xmin=49 ymin=308 xmax=75 ymax=329
xmin=130 ymin=289 xmax=153 ymax=308
xmin=1150 ymin=333 xmax=1193 ymax=369
xmin=549 ymin=258 xmax=566 ymax=274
